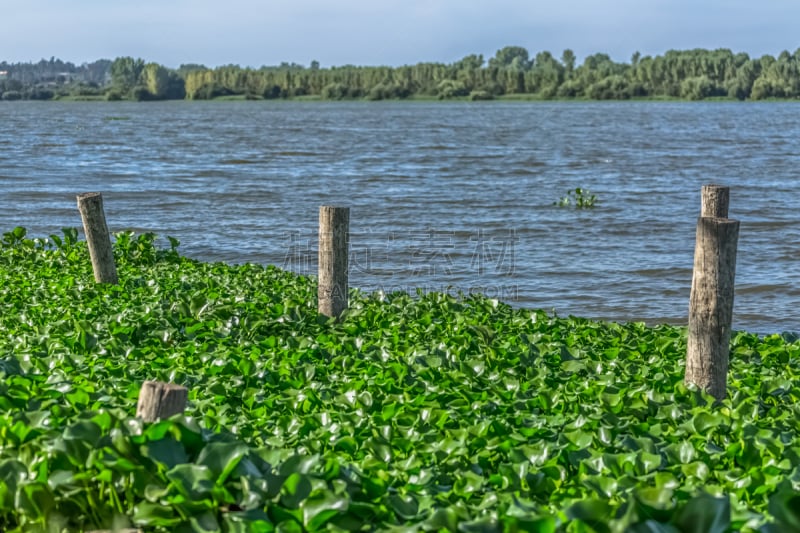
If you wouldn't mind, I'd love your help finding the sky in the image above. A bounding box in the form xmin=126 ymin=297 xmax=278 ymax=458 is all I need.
xmin=3 ymin=0 xmax=800 ymax=68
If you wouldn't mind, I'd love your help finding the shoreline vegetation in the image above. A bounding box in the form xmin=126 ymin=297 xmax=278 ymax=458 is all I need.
xmin=1 ymin=226 xmax=800 ymax=530
xmin=3 ymin=46 xmax=800 ymax=103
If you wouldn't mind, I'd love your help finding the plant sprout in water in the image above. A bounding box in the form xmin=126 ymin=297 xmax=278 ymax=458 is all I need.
xmin=556 ymin=187 xmax=597 ymax=208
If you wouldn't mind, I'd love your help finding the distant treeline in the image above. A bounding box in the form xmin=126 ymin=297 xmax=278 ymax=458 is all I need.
xmin=3 ymin=47 xmax=800 ymax=101
xmin=0 ymin=57 xmax=111 ymax=100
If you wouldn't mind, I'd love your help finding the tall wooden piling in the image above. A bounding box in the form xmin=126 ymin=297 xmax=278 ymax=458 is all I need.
xmin=136 ymin=381 xmax=188 ymax=422
xmin=318 ymin=206 xmax=349 ymax=318
xmin=76 ymin=192 xmax=118 ymax=284
xmin=685 ymin=186 xmax=739 ymax=400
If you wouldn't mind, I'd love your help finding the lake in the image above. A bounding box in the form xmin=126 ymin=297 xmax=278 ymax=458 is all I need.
xmin=1 ymin=100 xmax=798 ymax=334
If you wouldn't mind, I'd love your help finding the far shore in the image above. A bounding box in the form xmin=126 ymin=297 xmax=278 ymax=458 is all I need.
xmin=5 ymin=94 xmax=800 ymax=104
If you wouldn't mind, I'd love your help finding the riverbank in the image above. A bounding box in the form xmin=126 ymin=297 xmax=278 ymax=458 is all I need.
xmin=1 ymin=228 xmax=798 ymax=530
xmin=18 ymin=92 xmax=800 ymax=103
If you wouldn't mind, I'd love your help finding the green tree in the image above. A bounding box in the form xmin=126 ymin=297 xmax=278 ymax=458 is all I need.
xmin=489 ymin=46 xmax=531 ymax=70
xmin=561 ymin=49 xmax=576 ymax=77
xmin=177 ymin=64 xmax=208 ymax=77
xmin=46 ymin=46 xmax=798 ymax=102
xmin=436 ymin=79 xmax=468 ymax=99
xmin=110 ymin=57 xmax=145 ymax=93
xmin=680 ymin=76 xmax=721 ymax=100
xmin=141 ymin=63 xmax=170 ymax=99
xmin=455 ymin=54 xmax=484 ymax=70
xmin=527 ymin=51 xmax=564 ymax=96
xmin=587 ymin=75 xmax=633 ymax=99
xmin=725 ymin=58 xmax=759 ymax=99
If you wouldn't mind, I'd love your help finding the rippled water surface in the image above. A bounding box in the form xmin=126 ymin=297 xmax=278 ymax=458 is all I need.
xmin=2 ymin=101 xmax=799 ymax=333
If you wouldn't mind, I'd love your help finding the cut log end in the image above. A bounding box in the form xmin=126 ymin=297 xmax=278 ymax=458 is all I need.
xmin=700 ymin=184 xmax=730 ymax=219
xmin=136 ymin=381 xmax=188 ymax=422
xmin=77 ymin=191 xmax=103 ymax=202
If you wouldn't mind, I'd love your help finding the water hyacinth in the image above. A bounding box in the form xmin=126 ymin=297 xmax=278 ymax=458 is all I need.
xmin=0 ymin=226 xmax=799 ymax=532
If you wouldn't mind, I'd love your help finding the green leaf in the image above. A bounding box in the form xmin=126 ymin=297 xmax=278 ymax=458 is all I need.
xmin=564 ymin=430 xmax=593 ymax=448
xmin=302 ymin=489 xmax=348 ymax=530
xmin=458 ymin=516 xmax=501 ymax=532
xmin=504 ymin=516 xmax=558 ymax=533
xmin=62 ymin=226 xmax=78 ymax=244
xmin=691 ymin=412 xmax=724 ymax=433
xmin=582 ymin=475 xmax=617 ymax=499
xmin=566 ymin=499 xmax=608 ymax=520
xmin=361 ymin=475 xmax=388 ymax=499
xmin=675 ymin=493 xmax=730 ymax=533
xmin=14 ymin=482 xmax=53 ymax=519
xmin=634 ymin=487 xmax=676 ymax=521
xmin=280 ymin=473 xmax=312 ymax=509
xmin=453 ymin=470 xmax=484 ymax=496
xmin=627 ymin=521 xmax=681 ymax=533
xmin=166 ymin=464 xmax=215 ymax=500
xmin=278 ymin=454 xmax=320 ymax=476
xmin=768 ymin=485 xmax=800 ymax=530
xmin=142 ymin=437 xmax=189 ymax=470
xmin=566 ymin=499 xmax=613 ymax=531
xmin=0 ymin=459 xmax=27 ymax=501
xmin=196 ymin=441 xmax=248 ymax=484
xmin=0 ymin=357 xmax=23 ymax=377
xmin=189 ymin=511 xmax=221 ymax=532
xmin=424 ymin=507 xmax=459 ymax=532
xmin=389 ymin=493 xmax=420 ymax=520
xmin=63 ymin=420 xmax=102 ymax=446
xmin=664 ymin=441 xmax=696 ymax=464
xmin=636 ymin=451 xmax=663 ymax=474
xmin=222 ymin=509 xmax=274 ymax=532
xmin=46 ymin=470 xmax=74 ymax=490
xmin=681 ymin=461 xmax=710 ymax=481
xmin=132 ymin=501 xmax=182 ymax=527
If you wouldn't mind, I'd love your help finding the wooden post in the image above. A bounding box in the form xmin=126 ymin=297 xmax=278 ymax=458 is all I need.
xmin=136 ymin=381 xmax=188 ymax=422
xmin=701 ymin=184 xmax=729 ymax=218
xmin=318 ymin=206 xmax=349 ymax=318
xmin=685 ymin=186 xmax=739 ymax=400
xmin=76 ymin=192 xmax=118 ymax=284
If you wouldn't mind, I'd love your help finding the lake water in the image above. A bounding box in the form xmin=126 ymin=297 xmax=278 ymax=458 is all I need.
xmin=1 ymin=100 xmax=799 ymax=334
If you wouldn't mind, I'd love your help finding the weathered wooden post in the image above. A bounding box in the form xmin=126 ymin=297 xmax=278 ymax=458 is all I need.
xmin=318 ymin=206 xmax=349 ymax=318
xmin=685 ymin=185 xmax=739 ymax=400
xmin=88 ymin=382 xmax=186 ymax=531
xmin=76 ymin=192 xmax=118 ymax=284
xmin=136 ymin=381 xmax=188 ymax=422
xmin=700 ymin=184 xmax=729 ymax=218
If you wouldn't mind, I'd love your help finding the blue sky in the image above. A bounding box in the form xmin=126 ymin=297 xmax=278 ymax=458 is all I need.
xmin=3 ymin=0 xmax=800 ymax=67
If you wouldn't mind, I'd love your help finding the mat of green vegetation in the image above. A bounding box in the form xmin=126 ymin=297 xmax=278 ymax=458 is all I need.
xmin=1 ymin=227 xmax=799 ymax=532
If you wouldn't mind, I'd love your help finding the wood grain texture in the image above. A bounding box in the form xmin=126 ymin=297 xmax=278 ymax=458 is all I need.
xmin=318 ymin=206 xmax=349 ymax=318
xmin=76 ymin=192 xmax=118 ymax=284
xmin=686 ymin=216 xmax=739 ymax=400
xmin=701 ymin=184 xmax=729 ymax=218
xmin=136 ymin=381 xmax=188 ymax=422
